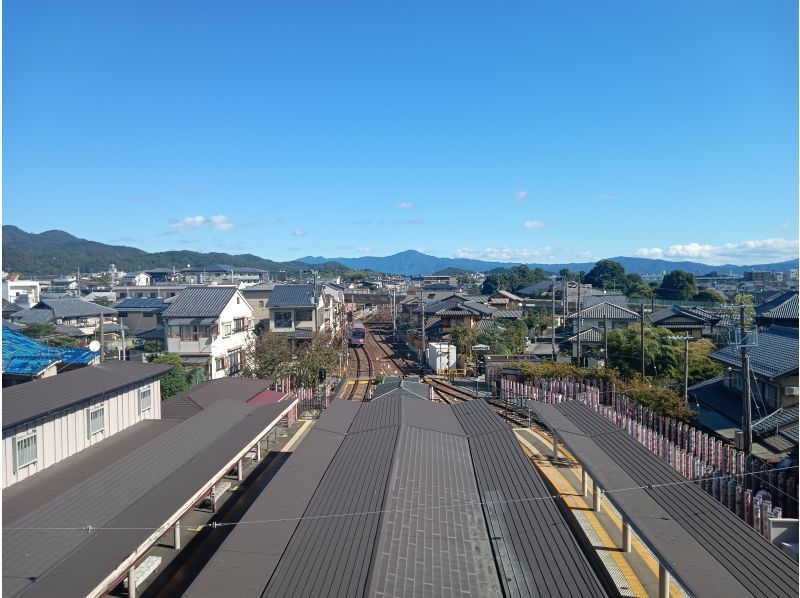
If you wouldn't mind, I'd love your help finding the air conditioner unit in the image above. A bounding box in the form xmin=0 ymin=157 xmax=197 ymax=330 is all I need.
xmin=783 ymin=387 xmax=799 ymax=397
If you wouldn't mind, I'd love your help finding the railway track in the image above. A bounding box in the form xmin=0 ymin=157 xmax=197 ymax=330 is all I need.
xmin=345 ymin=345 xmax=373 ymax=401
xmin=369 ymin=331 xmax=417 ymax=376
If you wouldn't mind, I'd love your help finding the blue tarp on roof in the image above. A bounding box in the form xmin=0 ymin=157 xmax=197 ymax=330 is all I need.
xmin=2 ymin=327 xmax=96 ymax=376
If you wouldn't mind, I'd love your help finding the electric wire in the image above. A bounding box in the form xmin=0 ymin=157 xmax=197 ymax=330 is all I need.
xmin=5 ymin=465 xmax=796 ymax=534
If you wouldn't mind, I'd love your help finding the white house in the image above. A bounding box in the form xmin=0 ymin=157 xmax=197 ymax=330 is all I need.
xmin=161 ymin=286 xmax=254 ymax=380
xmin=2 ymin=361 xmax=171 ymax=488
xmin=2 ymin=277 xmax=41 ymax=307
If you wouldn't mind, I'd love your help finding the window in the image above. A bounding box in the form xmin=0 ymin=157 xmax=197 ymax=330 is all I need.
xmin=228 ymin=351 xmax=241 ymax=375
xmin=727 ymin=369 xmax=741 ymax=391
xmin=216 ymin=357 xmax=226 ymax=371
xmin=138 ymin=388 xmax=152 ymax=413
xmin=150 ymin=292 xmax=157 ymax=298
xmin=258 ymin=300 xmax=265 ymax=308
xmin=15 ymin=432 xmax=37 ymax=470
xmin=117 ymin=311 xmax=128 ymax=317
xmin=295 ymin=310 xmax=312 ymax=322
xmin=87 ymin=405 xmax=105 ymax=436
xmin=223 ymin=323 xmax=232 ymax=337
xmin=119 ymin=292 xmax=127 ymax=299
xmin=762 ymin=383 xmax=778 ymax=410
xmin=274 ymin=311 xmax=292 ymax=328
xmin=233 ymin=318 xmax=246 ymax=333
xmin=144 ymin=313 xmax=154 ymax=318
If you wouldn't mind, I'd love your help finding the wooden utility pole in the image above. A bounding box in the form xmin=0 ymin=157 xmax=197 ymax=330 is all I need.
xmin=551 ymin=280 xmax=556 ymax=360
xmin=603 ymin=315 xmax=608 ymax=367
xmin=640 ymin=303 xmax=645 ymax=381
xmin=740 ymin=305 xmax=752 ymax=454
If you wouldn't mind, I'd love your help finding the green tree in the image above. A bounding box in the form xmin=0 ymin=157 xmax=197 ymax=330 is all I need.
xmin=20 ymin=323 xmax=79 ymax=347
xmin=153 ymin=353 xmax=188 ymax=399
xmin=502 ymin=319 xmax=528 ymax=354
xmin=449 ymin=324 xmax=477 ymax=360
xmin=606 ymin=324 xmax=680 ymax=380
xmin=480 ymin=276 xmax=500 ymax=294
xmin=692 ymin=289 xmax=725 ymax=303
xmin=293 ymin=332 xmax=339 ymax=389
xmin=476 ymin=325 xmax=510 ymax=355
xmin=242 ymin=329 xmax=293 ymax=382
xmin=657 ymin=270 xmax=698 ymax=300
xmin=584 ymin=260 xmax=627 ymax=291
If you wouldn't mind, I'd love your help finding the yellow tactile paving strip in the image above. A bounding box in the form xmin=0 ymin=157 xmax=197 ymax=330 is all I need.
xmin=516 ymin=430 xmax=686 ymax=598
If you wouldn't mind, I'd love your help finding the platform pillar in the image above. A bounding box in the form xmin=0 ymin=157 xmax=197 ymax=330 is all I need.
xmin=128 ymin=566 xmax=137 ymax=598
xmin=581 ymin=469 xmax=588 ymax=497
xmin=593 ymin=484 xmax=602 ymax=512
xmin=238 ymin=459 xmax=244 ymax=481
xmin=174 ymin=521 xmax=181 ymax=550
xmin=658 ymin=563 xmax=670 ymax=598
xmin=256 ymin=441 xmax=262 ymax=461
xmin=622 ymin=520 xmax=631 ymax=553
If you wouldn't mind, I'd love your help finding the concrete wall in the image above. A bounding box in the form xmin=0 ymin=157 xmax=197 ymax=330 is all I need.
xmin=2 ymin=378 xmax=162 ymax=488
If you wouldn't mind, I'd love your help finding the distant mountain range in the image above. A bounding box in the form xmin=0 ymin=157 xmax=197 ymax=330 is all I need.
xmin=3 ymin=225 xmax=796 ymax=278
xmin=298 ymin=249 xmax=798 ymax=276
xmin=1 ymin=226 xmax=345 ymax=276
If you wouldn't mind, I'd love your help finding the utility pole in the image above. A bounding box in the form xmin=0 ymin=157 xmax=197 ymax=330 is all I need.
xmin=740 ymin=304 xmax=752 ymax=455
xmin=551 ymin=278 xmax=556 ymax=360
xmin=640 ymin=303 xmax=645 ymax=381
xmin=603 ymin=315 xmax=608 ymax=367
xmin=420 ymin=290 xmax=426 ymax=374
xmin=576 ymin=279 xmax=582 ymax=367
xmin=667 ymin=335 xmax=691 ymax=402
xmin=99 ymin=314 xmax=105 ymax=363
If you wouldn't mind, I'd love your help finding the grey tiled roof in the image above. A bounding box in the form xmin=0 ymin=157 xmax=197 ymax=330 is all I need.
xmin=10 ymin=298 xmax=117 ymax=324
xmin=569 ymin=301 xmax=640 ymax=321
xmin=752 ymin=405 xmax=800 ymax=438
xmin=711 ymin=325 xmax=799 ymax=379
xmin=161 ymin=286 xmax=238 ymax=318
xmin=267 ymin=284 xmax=316 ymax=308
xmin=755 ymin=291 xmax=798 ymax=321
xmin=493 ymin=309 xmax=523 ymax=319
xmin=650 ymin=305 xmax=720 ymax=326
xmin=566 ymin=327 xmax=604 ymax=343
xmin=3 ymin=361 xmax=172 ymax=430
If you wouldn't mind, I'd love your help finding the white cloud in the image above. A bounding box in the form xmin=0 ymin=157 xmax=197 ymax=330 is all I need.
xmin=636 ymin=237 xmax=799 ymax=264
xmin=778 ymin=221 xmax=792 ymax=230
xmin=398 ymin=202 xmax=414 ymax=209
xmin=523 ymin=220 xmax=545 ymax=229
xmin=292 ymin=228 xmax=306 ymax=237
xmin=516 ymin=190 xmax=528 ymax=201
xmin=666 ymin=243 xmax=715 ymax=258
xmin=455 ymin=246 xmax=556 ymax=262
xmin=636 ymin=247 xmax=664 ymax=259
xmin=170 ymin=215 xmax=233 ymax=232
xmin=208 ymin=215 xmax=233 ymax=230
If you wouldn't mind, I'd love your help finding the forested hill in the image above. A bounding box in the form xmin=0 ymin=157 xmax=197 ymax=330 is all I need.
xmin=1 ymin=226 xmax=342 ymax=275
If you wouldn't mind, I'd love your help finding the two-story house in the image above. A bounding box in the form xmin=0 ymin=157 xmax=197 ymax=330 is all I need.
xmin=162 ymin=286 xmax=254 ymax=380
xmin=119 ymin=271 xmax=152 ymax=286
xmin=2 ymin=277 xmax=41 ymax=307
xmin=267 ymin=284 xmax=324 ymax=341
xmin=240 ymin=282 xmax=278 ymax=332
xmin=8 ymin=298 xmax=118 ymax=338
xmin=180 ymin=264 xmax=269 ymax=285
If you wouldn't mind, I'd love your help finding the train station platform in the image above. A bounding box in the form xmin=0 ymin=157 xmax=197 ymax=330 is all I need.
xmin=514 ymin=427 xmax=687 ymax=598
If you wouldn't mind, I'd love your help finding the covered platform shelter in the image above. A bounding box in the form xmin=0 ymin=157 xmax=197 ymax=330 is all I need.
xmin=185 ymin=380 xmax=612 ymax=597
xmin=529 ymin=399 xmax=798 ymax=598
xmin=2 ymin=394 xmax=297 ymax=598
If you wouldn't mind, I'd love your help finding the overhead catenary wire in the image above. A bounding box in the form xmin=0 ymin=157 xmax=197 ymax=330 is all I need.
xmin=5 ymin=465 xmax=797 ymax=534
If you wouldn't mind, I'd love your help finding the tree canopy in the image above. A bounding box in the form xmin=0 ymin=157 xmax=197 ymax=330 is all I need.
xmin=657 ymin=270 xmax=698 ymax=300
xmin=153 ymin=353 xmax=188 ymax=399
xmin=480 ymin=265 xmax=549 ymax=294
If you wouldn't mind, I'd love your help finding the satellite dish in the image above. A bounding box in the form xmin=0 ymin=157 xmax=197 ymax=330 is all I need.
xmin=89 ymin=340 xmax=101 ymax=352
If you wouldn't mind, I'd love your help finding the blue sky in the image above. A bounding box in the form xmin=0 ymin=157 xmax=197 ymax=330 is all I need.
xmin=3 ymin=0 xmax=798 ymax=266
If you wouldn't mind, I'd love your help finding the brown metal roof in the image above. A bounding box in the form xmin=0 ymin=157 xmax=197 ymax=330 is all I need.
xmin=3 ymin=361 xmax=172 ymax=430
